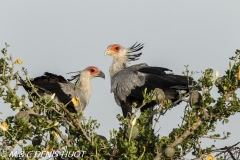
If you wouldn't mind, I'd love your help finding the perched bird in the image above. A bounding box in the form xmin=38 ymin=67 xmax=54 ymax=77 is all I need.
xmin=104 ymin=42 xmax=195 ymax=117
xmin=20 ymin=66 xmax=105 ymax=113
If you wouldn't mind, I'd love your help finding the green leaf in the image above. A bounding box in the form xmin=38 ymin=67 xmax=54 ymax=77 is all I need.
xmin=224 ymin=118 xmax=229 ymax=124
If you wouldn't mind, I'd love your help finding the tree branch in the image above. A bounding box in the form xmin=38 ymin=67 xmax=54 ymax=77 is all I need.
xmin=58 ymin=103 xmax=92 ymax=144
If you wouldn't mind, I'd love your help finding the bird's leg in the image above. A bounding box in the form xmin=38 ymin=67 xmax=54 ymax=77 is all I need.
xmin=121 ymin=104 xmax=133 ymax=118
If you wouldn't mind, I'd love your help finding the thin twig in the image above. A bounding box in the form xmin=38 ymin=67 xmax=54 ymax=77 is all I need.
xmin=58 ymin=103 xmax=92 ymax=144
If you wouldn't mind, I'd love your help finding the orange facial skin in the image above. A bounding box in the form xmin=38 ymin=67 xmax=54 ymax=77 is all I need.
xmin=108 ymin=44 xmax=122 ymax=54
xmin=87 ymin=66 xmax=100 ymax=76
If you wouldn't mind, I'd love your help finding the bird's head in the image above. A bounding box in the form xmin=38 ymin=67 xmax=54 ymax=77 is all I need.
xmin=104 ymin=44 xmax=125 ymax=57
xmin=85 ymin=66 xmax=105 ymax=79
xmin=104 ymin=42 xmax=144 ymax=62
xmin=67 ymin=66 xmax=105 ymax=82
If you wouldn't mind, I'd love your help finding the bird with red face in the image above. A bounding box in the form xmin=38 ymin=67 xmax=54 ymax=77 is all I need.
xmin=20 ymin=66 xmax=105 ymax=113
xmin=104 ymin=42 xmax=195 ymax=118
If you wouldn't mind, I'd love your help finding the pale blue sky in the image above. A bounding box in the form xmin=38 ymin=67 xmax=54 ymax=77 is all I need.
xmin=1 ymin=1 xmax=240 ymax=159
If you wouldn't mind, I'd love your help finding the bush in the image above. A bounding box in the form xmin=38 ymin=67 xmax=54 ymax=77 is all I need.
xmin=0 ymin=43 xmax=240 ymax=160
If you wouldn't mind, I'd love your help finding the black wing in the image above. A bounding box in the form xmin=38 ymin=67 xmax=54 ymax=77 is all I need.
xmin=20 ymin=72 xmax=87 ymax=112
xmin=111 ymin=64 xmax=195 ymax=117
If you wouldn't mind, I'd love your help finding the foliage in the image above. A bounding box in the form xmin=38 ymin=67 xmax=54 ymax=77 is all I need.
xmin=0 ymin=43 xmax=240 ymax=160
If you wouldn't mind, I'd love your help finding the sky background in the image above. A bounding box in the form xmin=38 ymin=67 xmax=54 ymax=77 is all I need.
xmin=1 ymin=1 xmax=240 ymax=159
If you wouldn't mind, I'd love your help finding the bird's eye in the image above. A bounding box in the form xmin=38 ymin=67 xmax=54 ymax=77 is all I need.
xmin=90 ymin=69 xmax=95 ymax=72
xmin=115 ymin=47 xmax=119 ymax=51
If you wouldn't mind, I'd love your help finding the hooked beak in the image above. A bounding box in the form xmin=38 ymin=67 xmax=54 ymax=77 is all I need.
xmin=97 ymin=71 xmax=105 ymax=79
xmin=104 ymin=49 xmax=113 ymax=56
